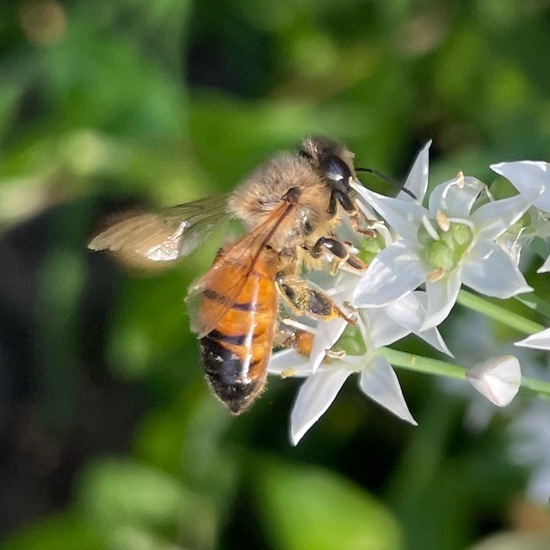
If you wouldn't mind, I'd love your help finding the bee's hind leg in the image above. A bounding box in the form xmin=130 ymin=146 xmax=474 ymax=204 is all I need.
xmin=276 ymin=272 xmax=356 ymax=325
xmin=274 ymin=319 xmax=315 ymax=358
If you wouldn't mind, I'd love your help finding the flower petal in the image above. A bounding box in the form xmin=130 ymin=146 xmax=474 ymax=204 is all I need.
xmin=310 ymin=318 xmax=348 ymax=373
xmin=515 ymin=327 xmax=550 ymax=350
xmin=466 ymin=355 xmax=521 ymax=407
xmin=352 ymin=241 xmax=426 ymax=307
xmin=422 ymin=268 xmax=462 ymax=329
xmin=365 ymin=307 xmax=410 ymax=349
xmin=472 ymin=189 xmax=541 ymax=241
xmin=359 ymin=356 xmax=417 ymax=424
xmin=537 ymin=254 xmax=550 ymax=274
xmin=399 ymin=140 xmax=431 ymax=203
xmin=351 ymin=182 xmax=426 ymax=238
xmin=463 ymin=242 xmax=532 ymax=298
xmin=491 ymin=161 xmax=550 ymax=212
xmin=268 ymin=349 xmax=312 ymax=377
xmin=417 ymin=327 xmax=453 ymax=356
xmin=384 ymin=291 xmax=425 ymax=331
xmin=428 ymin=176 xmax=484 ymax=218
xmin=385 ymin=291 xmax=453 ymax=355
xmin=290 ymin=365 xmax=353 ymax=445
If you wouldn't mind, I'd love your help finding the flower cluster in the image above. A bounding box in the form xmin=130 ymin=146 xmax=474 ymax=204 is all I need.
xmin=269 ymin=143 xmax=550 ymax=444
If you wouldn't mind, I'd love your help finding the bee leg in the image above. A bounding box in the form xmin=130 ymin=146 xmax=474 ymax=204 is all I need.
xmin=310 ymin=236 xmax=348 ymax=275
xmin=274 ymin=320 xmax=315 ymax=358
xmin=332 ymin=187 xmax=377 ymax=237
xmin=310 ymin=236 xmax=367 ymax=274
xmin=276 ymin=273 xmax=356 ymax=325
xmin=345 ymin=253 xmax=367 ymax=271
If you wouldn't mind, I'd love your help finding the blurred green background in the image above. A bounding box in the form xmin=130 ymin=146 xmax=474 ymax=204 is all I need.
xmin=1 ymin=1 xmax=550 ymax=549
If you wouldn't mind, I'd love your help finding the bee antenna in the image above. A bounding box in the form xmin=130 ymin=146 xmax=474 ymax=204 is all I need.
xmin=356 ymin=167 xmax=417 ymax=200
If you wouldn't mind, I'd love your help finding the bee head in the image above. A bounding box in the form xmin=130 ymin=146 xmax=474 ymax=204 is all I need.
xmin=299 ymin=135 xmax=356 ymax=193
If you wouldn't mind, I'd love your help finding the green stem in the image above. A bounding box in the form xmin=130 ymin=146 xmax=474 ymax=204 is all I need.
xmin=382 ymin=348 xmax=550 ymax=399
xmin=382 ymin=348 xmax=467 ymax=380
xmin=518 ymin=376 xmax=550 ymax=399
xmin=457 ymin=289 xmax=543 ymax=335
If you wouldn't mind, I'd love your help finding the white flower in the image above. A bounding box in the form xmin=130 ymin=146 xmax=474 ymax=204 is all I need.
xmin=312 ymin=272 xmax=452 ymax=369
xmin=515 ymin=328 xmax=550 ymax=350
xmin=491 ymin=161 xmax=550 ymax=212
xmin=352 ymin=145 xmax=539 ymax=330
xmin=269 ymin=316 xmax=417 ymax=446
xmin=267 ymin=270 xmax=452 ymax=444
xmin=491 ymin=161 xmax=550 ymax=273
xmin=266 ymin=159 xmax=457 ymax=444
xmin=466 ymin=355 xmax=522 ymax=407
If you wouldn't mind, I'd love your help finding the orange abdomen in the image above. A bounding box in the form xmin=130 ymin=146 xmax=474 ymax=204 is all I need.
xmin=198 ymin=251 xmax=279 ymax=414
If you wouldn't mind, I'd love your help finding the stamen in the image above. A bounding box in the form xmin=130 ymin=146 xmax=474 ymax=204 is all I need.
xmin=427 ymin=268 xmax=446 ymax=283
xmin=436 ymin=209 xmax=450 ymax=232
xmin=456 ymin=171 xmax=465 ymax=189
xmin=421 ymin=214 xmax=440 ymax=241
xmin=326 ymin=349 xmax=347 ymax=359
xmin=280 ymin=318 xmax=316 ymax=333
xmin=281 ymin=368 xmax=297 ymax=378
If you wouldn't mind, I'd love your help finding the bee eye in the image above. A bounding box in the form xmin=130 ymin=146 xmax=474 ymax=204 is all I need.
xmin=321 ymin=156 xmax=352 ymax=189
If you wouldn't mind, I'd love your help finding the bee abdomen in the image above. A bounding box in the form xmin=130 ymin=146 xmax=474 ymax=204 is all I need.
xmin=199 ymin=332 xmax=267 ymax=414
xmin=198 ymin=253 xmax=278 ymax=414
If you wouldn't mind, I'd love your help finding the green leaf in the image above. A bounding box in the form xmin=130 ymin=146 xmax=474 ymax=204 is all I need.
xmin=77 ymin=458 xmax=218 ymax=549
xmin=254 ymin=459 xmax=403 ymax=550
xmin=77 ymin=458 xmax=188 ymax=530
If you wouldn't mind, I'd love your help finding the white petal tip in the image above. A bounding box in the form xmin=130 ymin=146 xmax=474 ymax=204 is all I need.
xmin=514 ymin=328 xmax=550 ymax=350
xmin=515 ymin=286 xmax=534 ymax=295
xmin=290 ymin=424 xmax=309 ymax=446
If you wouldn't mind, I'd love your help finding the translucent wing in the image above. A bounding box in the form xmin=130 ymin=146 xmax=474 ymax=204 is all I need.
xmin=88 ymin=194 xmax=230 ymax=263
xmin=186 ymin=198 xmax=294 ymax=338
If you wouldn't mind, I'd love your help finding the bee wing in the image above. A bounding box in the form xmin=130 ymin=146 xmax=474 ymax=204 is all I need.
xmin=186 ymin=198 xmax=292 ymax=338
xmin=88 ymin=194 xmax=230 ymax=263
xmin=186 ymin=242 xmax=256 ymax=338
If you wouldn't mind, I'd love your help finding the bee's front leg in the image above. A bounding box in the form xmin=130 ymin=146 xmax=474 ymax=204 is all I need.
xmin=309 ymin=236 xmax=367 ymax=274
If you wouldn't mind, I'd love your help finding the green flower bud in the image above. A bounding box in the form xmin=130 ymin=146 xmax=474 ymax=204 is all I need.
xmin=449 ymin=222 xmax=473 ymax=251
xmin=425 ymin=241 xmax=456 ymax=271
xmin=422 ymin=220 xmax=474 ymax=272
xmin=359 ymin=232 xmax=386 ymax=264
xmin=338 ymin=325 xmax=367 ymax=355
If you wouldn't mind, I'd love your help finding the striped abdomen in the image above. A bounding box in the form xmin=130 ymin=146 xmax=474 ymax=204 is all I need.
xmin=198 ymin=250 xmax=279 ymax=414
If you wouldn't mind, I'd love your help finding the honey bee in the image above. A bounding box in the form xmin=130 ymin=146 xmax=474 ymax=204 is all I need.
xmin=88 ymin=136 xmax=369 ymax=414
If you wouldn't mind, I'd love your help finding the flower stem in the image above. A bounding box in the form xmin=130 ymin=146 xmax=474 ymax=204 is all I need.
xmin=382 ymin=348 xmax=466 ymax=380
xmin=382 ymin=348 xmax=550 ymax=398
xmin=457 ymin=289 xmax=543 ymax=335
xmin=518 ymin=376 xmax=550 ymax=399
